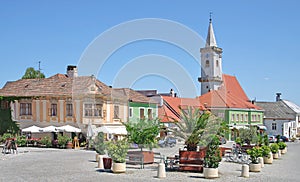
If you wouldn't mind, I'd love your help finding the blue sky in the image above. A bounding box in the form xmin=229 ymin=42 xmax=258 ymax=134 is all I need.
xmin=1 ymin=1 xmax=300 ymax=105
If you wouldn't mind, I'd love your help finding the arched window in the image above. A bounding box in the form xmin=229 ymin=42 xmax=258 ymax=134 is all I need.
xmin=205 ymin=60 xmax=209 ymax=67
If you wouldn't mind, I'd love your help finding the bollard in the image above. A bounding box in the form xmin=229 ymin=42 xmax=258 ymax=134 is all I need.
xmin=241 ymin=164 xmax=249 ymax=178
xmin=98 ymin=155 xmax=104 ymax=169
xmin=278 ymin=151 xmax=281 ymax=158
xmin=258 ymin=157 xmax=264 ymax=168
xmin=157 ymin=162 xmax=166 ymax=178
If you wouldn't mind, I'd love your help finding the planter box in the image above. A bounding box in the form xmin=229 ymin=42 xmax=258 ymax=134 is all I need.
xmin=128 ymin=150 xmax=154 ymax=164
xmin=179 ymin=150 xmax=206 ymax=172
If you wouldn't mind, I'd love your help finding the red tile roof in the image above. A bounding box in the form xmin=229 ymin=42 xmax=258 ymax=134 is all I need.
xmin=198 ymin=74 xmax=261 ymax=110
xmin=112 ymin=88 xmax=157 ymax=103
xmin=159 ymin=96 xmax=205 ymax=123
xmin=0 ymin=74 xmax=112 ymax=97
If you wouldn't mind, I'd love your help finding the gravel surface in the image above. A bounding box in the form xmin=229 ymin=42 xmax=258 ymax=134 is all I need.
xmin=1 ymin=141 xmax=299 ymax=182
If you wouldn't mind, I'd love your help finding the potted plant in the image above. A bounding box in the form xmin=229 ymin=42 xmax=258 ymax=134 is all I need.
xmin=94 ymin=132 xmax=107 ymax=169
xmin=57 ymin=134 xmax=71 ymax=148
xmin=106 ymin=139 xmax=129 ymax=173
xmin=40 ymin=136 xmax=52 ymax=148
xmin=261 ymin=145 xmax=273 ymax=164
xmin=270 ymin=143 xmax=279 ymax=159
xmin=123 ymin=118 xmax=160 ymax=164
xmin=203 ymin=135 xmax=222 ymax=178
xmin=247 ymin=147 xmax=263 ymax=172
xmin=171 ymin=108 xmax=221 ymax=172
xmin=278 ymin=141 xmax=287 ymax=154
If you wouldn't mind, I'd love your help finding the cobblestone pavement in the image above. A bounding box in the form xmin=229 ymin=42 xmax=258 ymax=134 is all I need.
xmin=0 ymin=141 xmax=299 ymax=182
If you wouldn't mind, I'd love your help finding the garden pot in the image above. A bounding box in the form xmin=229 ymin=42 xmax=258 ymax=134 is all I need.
xmin=281 ymin=147 xmax=287 ymax=154
xmin=263 ymin=153 xmax=273 ymax=164
xmin=258 ymin=157 xmax=264 ymax=168
xmin=96 ymin=153 xmax=99 ymax=162
xmin=128 ymin=150 xmax=154 ymax=164
xmin=203 ymin=167 xmax=218 ymax=178
xmin=273 ymin=152 xmax=279 ymax=159
xmin=66 ymin=142 xmax=73 ymax=149
xmin=98 ymin=155 xmax=104 ymax=169
xmin=179 ymin=150 xmax=206 ymax=172
xmin=103 ymin=157 xmax=112 ymax=169
xmin=112 ymin=162 xmax=126 ymax=173
xmin=249 ymin=163 xmax=261 ymax=172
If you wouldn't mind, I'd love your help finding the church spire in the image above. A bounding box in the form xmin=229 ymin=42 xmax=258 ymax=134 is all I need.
xmin=205 ymin=13 xmax=217 ymax=47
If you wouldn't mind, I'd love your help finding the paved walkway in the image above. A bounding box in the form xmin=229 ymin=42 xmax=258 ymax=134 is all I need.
xmin=0 ymin=142 xmax=299 ymax=181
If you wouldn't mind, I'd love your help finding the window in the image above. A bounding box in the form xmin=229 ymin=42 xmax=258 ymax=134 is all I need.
xmin=129 ymin=107 xmax=133 ymax=118
xmin=245 ymin=114 xmax=248 ymax=122
xmin=94 ymin=104 xmax=103 ymax=117
xmin=84 ymin=104 xmax=93 ymax=117
xmin=216 ymin=60 xmax=219 ymax=67
xmin=241 ymin=114 xmax=244 ymax=122
xmin=148 ymin=109 xmax=153 ymax=120
xmin=257 ymin=115 xmax=261 ymax=122
xmin=205 ymin=60 xmax=210 ymax=67
xmin=66 ymin=103 xmax=73 ymax=117
xmin=51 ymin=104 xmax=57 ymax=116
xmin=140 ymin=108 xmax=145 ymax=119
xmin=236 ymin=114 xmax=240 ymax=122
xmin=272 ymin=123 xmax=277 ymax=130
xmin=231 ymin=114 xmax=235 ymax=122
xmin=84 ymin=103 xmax=103 ymax=117
xmin=20 ymin=103 xmax=32 ymax=115
xmin=114 ymin=105 xmax=119 ymax=119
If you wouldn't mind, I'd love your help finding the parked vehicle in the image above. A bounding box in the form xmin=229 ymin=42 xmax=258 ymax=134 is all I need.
xmin=268 ymin=135 xmax=276 ymax=143
xmin=158 ymin=137 xmax=177 ymax=148
xmin=280 ymin=136 xmax=289 ymax=142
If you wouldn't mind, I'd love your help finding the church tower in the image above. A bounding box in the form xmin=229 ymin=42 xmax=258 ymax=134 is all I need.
xmin=198 ymin=16 xmax=223 ymax=95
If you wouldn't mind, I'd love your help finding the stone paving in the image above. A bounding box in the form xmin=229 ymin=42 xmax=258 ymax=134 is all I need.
xmin=0 ymin=141 xmax=299 ymax=182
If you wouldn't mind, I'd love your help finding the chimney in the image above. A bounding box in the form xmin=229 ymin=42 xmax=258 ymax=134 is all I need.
xmin=170 ymin=89 xmax=175 ymax=97
xmin=276 ymin=93 xmax=281 ymax=102
xmin=67 ymin=65 xmax=78 ymax=78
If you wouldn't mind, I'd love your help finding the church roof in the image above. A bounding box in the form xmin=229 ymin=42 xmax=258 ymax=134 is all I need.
xmin=205 ymin=19 xmax=217 ymax=47
xmin=198 ymin=74 xmax=261 ymax=110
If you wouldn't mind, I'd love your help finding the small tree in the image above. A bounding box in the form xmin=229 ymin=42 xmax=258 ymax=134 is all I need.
xmin=239 ymin=126 xmax=258 ymax=145
xmin=106 ymin=139 xmax=129 ymax=163
xmin=203 ymin=135 xmax=222 ymax=168
xmin=22 ymin=67 xmax=45 ymax=79
xmin=123 ymin=118 xmax=160 ymax=151
xmin=94 ymin=132 xmax=106 ymax=155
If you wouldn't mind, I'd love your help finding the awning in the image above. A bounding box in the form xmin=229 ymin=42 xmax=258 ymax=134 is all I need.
xmin=257 ymin=125 xmax=267 ymax=130
xmin=56 ymin=125 xmax=81 ymax=133
xmin=229 ymin=125 xmax=249 ymax=130
xmin=95 ymin=125 xmax=127 ymax=135
xmin=42 ymin=125 xmax=59 ymax=132
xmin=22 ymin=125 xmax=44 ymax=133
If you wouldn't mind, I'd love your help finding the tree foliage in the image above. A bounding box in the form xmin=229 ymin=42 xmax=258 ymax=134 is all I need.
xmin=94 ymin=132 xmax=106 ymax=155
xmin=22 ymin=67 xmax=45 ymax=79
xmin=0 ymin=109 xmax=19 ymax=135
xmin=171 ymin=107 xmax=222 ymax=151
xmin=123 ymin=118 xmax=160 ymax=151
xmin=203 ymin=135 xmax=222 ymax=168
